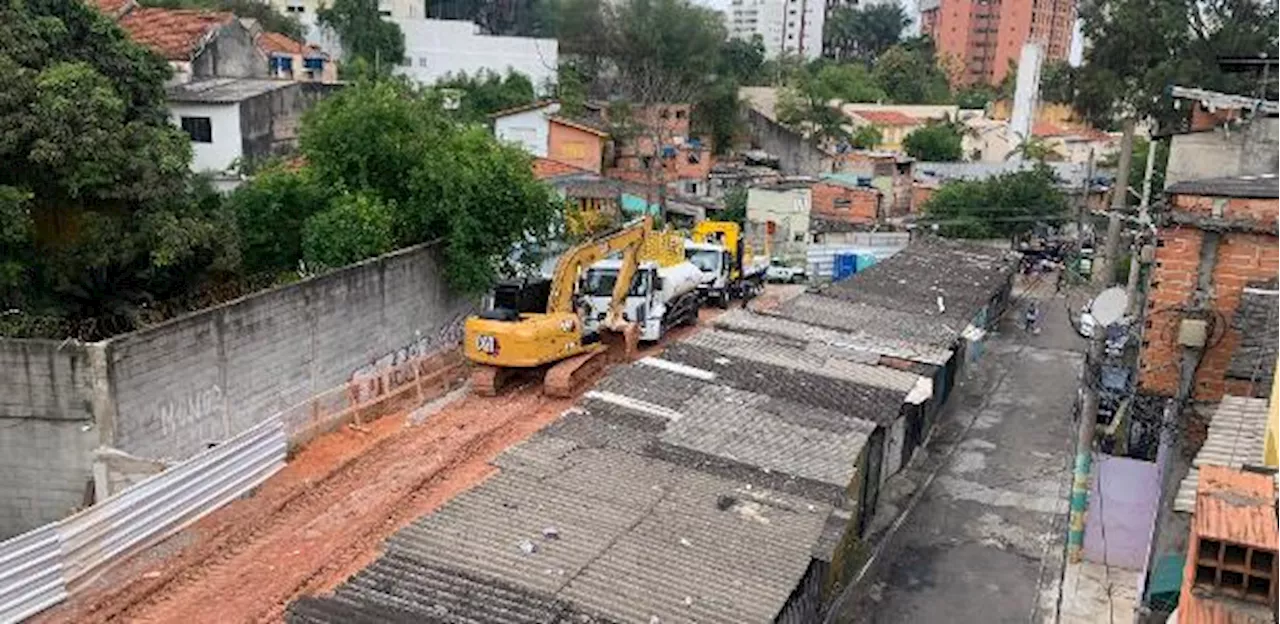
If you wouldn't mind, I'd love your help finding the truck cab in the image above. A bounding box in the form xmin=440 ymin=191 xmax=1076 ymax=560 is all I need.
xmin=684 ymin=241 xmax=732 ymax=305
xmin=580 ymin=259 xmax=701 ymax=342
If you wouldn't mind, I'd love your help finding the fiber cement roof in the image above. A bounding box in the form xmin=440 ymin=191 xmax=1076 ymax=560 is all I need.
xmin=1174 ymin=396 xmax=1271 ymax=513
xmin=715 ymin=307 xmax=954 ymax=366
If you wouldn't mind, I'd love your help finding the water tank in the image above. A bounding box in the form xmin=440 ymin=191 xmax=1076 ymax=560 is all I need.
xmin=833 ymin=253 xmax=857 ymax=281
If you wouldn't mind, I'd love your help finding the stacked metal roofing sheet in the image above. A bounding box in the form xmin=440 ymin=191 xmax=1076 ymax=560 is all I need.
xmin=1174 ymin=396 xmax=1271 ymax=512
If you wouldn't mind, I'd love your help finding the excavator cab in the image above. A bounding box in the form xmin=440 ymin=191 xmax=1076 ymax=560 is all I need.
xmin=463 ymin=218 xmax=650 ymax=397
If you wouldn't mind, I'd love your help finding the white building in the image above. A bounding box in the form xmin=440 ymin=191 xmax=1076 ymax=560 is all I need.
xmin=392 ymin=19 xmax=558 ymax=90
xmin=492 ymin=101 xmax=560 ymax=157
xmin=728 ymin=0 xmax=823 ymax=60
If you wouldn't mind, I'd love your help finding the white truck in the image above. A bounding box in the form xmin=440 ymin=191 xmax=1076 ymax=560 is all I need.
xmin=579 ymin=259 xmax=704 ymax=342
xmin=765 ymin=257 xmax=808 ymax=283
xmin=684 ymin=240 xmax=767 ymax=308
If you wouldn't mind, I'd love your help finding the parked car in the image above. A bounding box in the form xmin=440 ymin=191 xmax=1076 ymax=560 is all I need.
xmin=765 ymin=257 xmax=807 ymax=283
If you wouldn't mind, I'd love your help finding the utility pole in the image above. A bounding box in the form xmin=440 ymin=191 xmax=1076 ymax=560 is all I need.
xmin=1125 ymin=137 xmax=1158 ymax=316
xmin=1076 ymin=148 xmax=1095 ymax=239
xmin=1097 ymin=118 xmax=1135 ymax=285
xmin=1068 ymin=328 xmax=1107 ymax=562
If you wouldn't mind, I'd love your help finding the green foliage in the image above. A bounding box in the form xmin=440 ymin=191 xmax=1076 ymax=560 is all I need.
xmin=1040 ymin=61 xmax=1075 ymax=104
xmin=851 ymin=124 xmax=882 ymax=149
xmin=318 ymin=0 xmax=405 ymax=75
xmin=903 ymin=123 xmax=963 ymax=161
xmin=1075 ymin=0 xmax=1277 ymax=127
xmin=922 ymin=166 xmax=1068 ymax=238
xmin=230 ymin=166 xmax=329 ymax=273
xmin=0 ymin=0 xmax=239 ymax=334
xmin=721 ymin=186 xmax=747 ymax=225
xmin=954 ymin=85 xmax=998 ymax=110
xmin=776 ymin=87 xmax=851 ymax=145
xmin=302 ymin=192 xmax=396 ymax=269
xmin=140 ymin=0 xmax=304 ymax=39
xmin=693 ymin=79 xmax=742 ymax=155
xmin=298 ymin=81 xmax=560 ymax=293
xmin=805 ymin=63 xmax=887 ymax=103
xmin=610 ymin=0 xmax=726 ymax=102
xmin=1007 ymin=136 xmax=1062 ymax=162
xmin=718 ymin=37 xmax=767 ymax=84
xmin=435 ymin=70 xmax=536 ymax=123
xmin=823 ymin=3 xmax=911 ymax=64
xmin=872 ymin=43 xmax=951 ymax=104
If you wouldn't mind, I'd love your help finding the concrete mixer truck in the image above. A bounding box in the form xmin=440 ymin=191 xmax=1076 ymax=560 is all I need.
xmin=579 ymin=258 xmax=703 ymax=342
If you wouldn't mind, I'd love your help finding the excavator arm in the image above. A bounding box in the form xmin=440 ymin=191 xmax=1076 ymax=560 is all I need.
xmin=546 ymin=216 xmax=652 ymax=327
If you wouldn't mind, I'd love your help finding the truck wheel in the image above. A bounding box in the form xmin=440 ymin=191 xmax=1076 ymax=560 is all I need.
xmin=716 ymin=294 xmax=728 ymax=309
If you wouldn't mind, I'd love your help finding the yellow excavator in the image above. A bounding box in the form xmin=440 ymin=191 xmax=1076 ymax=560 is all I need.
xmin=463 ymin=217 xmax=652 ymax=397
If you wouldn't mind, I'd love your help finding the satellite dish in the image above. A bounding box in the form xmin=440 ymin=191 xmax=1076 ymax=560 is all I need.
xmin=1089 ymin=287 xmax=1129 ymax=326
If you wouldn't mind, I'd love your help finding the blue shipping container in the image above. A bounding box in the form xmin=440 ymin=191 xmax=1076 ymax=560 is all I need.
xmin=833 ymin=253 xmax=857 ymax=281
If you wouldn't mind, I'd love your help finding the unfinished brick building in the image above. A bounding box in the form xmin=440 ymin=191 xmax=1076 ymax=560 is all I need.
xmin=1138 ymin=174 xmax=1279 ymax=401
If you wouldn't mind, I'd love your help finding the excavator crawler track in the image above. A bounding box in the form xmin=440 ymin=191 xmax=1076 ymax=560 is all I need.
xmin=470 ymin=364 xmax=520 ymax=397
xmin=544 ymin=324 xmax=639 ymax=398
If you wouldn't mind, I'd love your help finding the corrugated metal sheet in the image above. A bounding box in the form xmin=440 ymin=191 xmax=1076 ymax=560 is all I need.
xmin=714 ymin=309 xmax=953 ymax=367
xmin=0 ymin=525 xmax=67 ymax=624
xmin=59 ymin=417 xmax=285 ymax=587
xmin=1192 ymin=465 xmax=1277 ymax=547
xmin=677 ymin=328 xmax=923 ymax=393
xmin=807 ymin=241 xmax=905 ymax=280
xmin=1174 ymin=397 xmax=1270 ymax=512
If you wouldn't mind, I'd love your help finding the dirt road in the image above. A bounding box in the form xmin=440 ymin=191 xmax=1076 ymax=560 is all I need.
xmin=36 ymin=308 xmax=719 ymax=624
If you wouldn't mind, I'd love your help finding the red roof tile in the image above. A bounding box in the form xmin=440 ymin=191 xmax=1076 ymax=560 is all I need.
xmin=258 ymin=31 xmax=308 ymax=56
xmin=1032 ymin=121 xmax=1071 ymax=137
xmin=851 ymin=110 xmax=920 ymax=127
xmin=532 ymin=157 xmax=589 ymax=180
xmin=118 ymin=7 xmax=234 ymax=61
xmin=1194 ymin=465 xmax=1277 ymax=547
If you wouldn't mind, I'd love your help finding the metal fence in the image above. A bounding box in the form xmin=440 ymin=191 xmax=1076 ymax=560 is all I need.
xmin=0 ymin=417 xmax=285 ymax=622
xmin=806 ymin=238 xmax=908 ymax=281
xmin=0 ymin=525 xmax=66 ymax=624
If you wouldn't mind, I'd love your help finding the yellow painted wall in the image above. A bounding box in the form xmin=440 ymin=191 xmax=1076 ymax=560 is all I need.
xmin=1265 ymin=367 xmax=1278 ymax=467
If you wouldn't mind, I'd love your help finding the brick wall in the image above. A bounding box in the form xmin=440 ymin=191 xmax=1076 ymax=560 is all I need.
xmin=811 ymin=182 xmax=879 ymax=224
xmin=108 ymin=242 xmax=472 ymax=461
xmin=1138 ymin=194 xmax=1279 ymax=400
xmin=0 ymin=341 xmax=98 ymax=538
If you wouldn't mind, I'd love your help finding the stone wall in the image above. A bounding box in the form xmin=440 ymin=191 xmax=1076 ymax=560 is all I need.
xmin=744 ymin=108 xmax=833 ymax=176
xmin=0 ymin=341 xmax=99 ymax=538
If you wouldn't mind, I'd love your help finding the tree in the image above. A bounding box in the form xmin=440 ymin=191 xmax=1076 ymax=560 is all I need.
xmin=229 ymin=165 xmax=329 ymax=274
xmin=1100 ymin=135 xmax=1168 ymax=206
xmin=720 ymin=186 xmax=747 ymax=224
xmin=435 ymin=70 xmax=536 ymax=123
xmin=903 ymin=123 xmax=963 ymax=161
xmin=851 ymin=124 xmax=882 ymax=149
xmin=922 ymin=166 xmax=1068 ymax=238
xmin=805 ymin=63 xmax=887 ymax=103
xmin=954 ymin=85 xmax=998 ymax=109
xmin=302 ymin=192 xmax=396 ymax=268
xmin=1007 ymin=135 xmax=1062 ymax=162
xmin=823 ymin=4 xmax=911 ymax=64
xmin=718 ymin=36 xmax=767 ymax=84
xmin=318 ymin=0 xmax=405 ymax=75
xmin=872 ymin=44 xmax=950 ymax=104
xmin=609 ymin=0 xmax=726 ymax=102
xmin=1075 ymin=0 xmax=1277 ymax=128
xmin=299 ymin=80 xmax=560 ymax=292
xmin=1039 ymin=60 xmax=1075 ymax=104
xmin=1 ymin=0 xmax=236 ymax=334
xmin=777 ymin=87 xmax=851 ymax=146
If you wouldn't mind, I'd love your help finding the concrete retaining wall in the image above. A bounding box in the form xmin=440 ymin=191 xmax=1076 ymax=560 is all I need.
xmin=0 ymin=242 xmax=471 ymax=537
xmin=0 ymin=341 xmax=98 ymax=538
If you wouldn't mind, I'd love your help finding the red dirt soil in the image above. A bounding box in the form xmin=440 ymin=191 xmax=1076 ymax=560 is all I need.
xmin=34 ymin=305 xmax=727 ymax=624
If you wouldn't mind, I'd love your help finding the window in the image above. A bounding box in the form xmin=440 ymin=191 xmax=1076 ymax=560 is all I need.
xmin=659 ymin=108 xmax=671 ymax=119
xmin=675 ymin=109 xmax=687 ymax=120
xmin=686 ymin=151 xmax=700 ymax=164
xmin=401 ymin=56 xmax=411 ymax=66
xmin=419 ymin=57 xmax=428 ymax=67
xmin=285 ymin=4 xmax=304 ymax=12
xmin=180 ymin=116 xmax=212 ymax=143
xmin=787 ymin=33 xmax=795 ymax=39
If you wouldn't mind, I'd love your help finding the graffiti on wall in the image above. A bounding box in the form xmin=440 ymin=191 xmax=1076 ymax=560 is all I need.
xmin=155 ymin=384 xmax=224 ymax=439
xmin=346 ymin=310 xmax=469 ymax=404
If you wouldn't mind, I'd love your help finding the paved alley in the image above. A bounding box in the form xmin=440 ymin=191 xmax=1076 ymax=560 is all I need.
xmin=834 ymin=276 xmax=1086 ymax=624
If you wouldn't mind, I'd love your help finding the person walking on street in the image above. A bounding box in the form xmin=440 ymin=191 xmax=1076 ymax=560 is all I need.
xmin=1024 ymin=302 xmax=1040 ymax=333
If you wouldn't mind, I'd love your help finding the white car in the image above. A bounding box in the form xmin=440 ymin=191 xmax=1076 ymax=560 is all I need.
xmin=765 ymin=258 xmax=807 ymax=283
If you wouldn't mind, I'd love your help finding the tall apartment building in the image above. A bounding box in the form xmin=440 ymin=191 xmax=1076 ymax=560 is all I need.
xmin=729 ymin=0 xmax=824 ymax=60
xmin=920 ymin=0 xmax=1074 ymax=86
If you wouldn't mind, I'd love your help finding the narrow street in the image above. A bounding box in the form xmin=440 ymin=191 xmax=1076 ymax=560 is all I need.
xmin=834 ymin=275 xmax=1086 ymax=624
